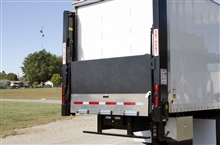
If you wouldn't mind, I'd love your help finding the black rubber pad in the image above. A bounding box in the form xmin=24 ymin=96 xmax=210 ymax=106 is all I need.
xmin=71 ymin=55 xmax=151 ymax=94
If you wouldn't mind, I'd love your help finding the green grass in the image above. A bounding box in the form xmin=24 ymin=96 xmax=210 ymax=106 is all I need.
xmin=0 ymin=101 xmax=71 ymax=138
xmin=1 ymin=88 xmax=61 ymax=100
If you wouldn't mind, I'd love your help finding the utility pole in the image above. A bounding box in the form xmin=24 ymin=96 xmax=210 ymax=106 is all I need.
xmin=40 ymin=25 xmax=44 ymax=49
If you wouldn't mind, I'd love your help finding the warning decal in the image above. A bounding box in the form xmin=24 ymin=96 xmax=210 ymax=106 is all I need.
xmin=153 ymin=29 xmax=159 ymax=56
xmin=161 ymin=69 xmax=167 ymax=85
xmin=63 ymin=43 xmax=66 ymax=64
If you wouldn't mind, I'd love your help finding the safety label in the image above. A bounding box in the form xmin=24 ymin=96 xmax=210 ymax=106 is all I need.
xmin=161 ymin=69 xmax=167 ymax=85
xmin=63 ymin=43 xmax=66 ymax=64
xmin=153 ymin=29 xmax=159 ymax=56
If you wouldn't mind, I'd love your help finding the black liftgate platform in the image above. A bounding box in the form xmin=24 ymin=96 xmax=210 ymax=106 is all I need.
xmin=71 ymin=54 xmax=152 ymax=94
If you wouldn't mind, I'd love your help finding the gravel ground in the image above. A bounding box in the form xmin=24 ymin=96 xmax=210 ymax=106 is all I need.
xmin=1 ymin=114 xmax=192 ymax=145
xmin=1 ymin=100 xmax=191 ymax=145
xmin=1 ymin=114 xmax=144 ymax=145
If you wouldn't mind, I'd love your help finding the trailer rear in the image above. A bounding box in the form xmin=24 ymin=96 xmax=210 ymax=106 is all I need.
xmin=62 ymin=0 xmax=220 ymax=144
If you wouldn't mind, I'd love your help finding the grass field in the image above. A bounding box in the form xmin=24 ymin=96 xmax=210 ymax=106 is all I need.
xmin=0 ymin=101 xmax=72 ymax=138
xmin=0 ymin=88 xmax=71 ymax=138
xmin=1 ymin=88 xmax=61 ymax=100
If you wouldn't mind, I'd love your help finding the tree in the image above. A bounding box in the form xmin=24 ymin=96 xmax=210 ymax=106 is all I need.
xmin=21 ymin=49 xmax=62 ymax=83
xmin=50 ymin=74 xmax=62 ymax=87
xmin=19 ymin=82 xmax=24 ymax=87
xmin=0 ymin=71 xmax=7 ymax=79
xmin=0 ymin=72 xmax=18 ymax=80
xmin=7 ymin=73 xmax=19 ymax=81
xmin=7 ymin=81 xmax=11 ymax=87
xmin=19 ymin=76 xmax=25 ymax=81
xmin=33 ymin=82 xmax=39 ymax=88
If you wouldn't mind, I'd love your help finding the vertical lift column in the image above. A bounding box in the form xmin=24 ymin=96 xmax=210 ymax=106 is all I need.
xmin=62 ymin=11 xmax=76 ymax=116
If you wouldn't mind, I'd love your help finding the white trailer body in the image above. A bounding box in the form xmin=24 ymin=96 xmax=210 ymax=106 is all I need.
xmin=168 ymin=0 xmax=220 ymax=113
xmin=76 ymin=0 xmax=152 ymax=60
xmin=62 ymin=0 xmax=220 ymax=144
xmin=71 ymin=0 xmax=220 ymax=115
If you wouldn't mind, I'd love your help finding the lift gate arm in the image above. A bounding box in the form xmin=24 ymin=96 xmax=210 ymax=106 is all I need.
xmin=62 ymin=11 xmax=76 ymax=116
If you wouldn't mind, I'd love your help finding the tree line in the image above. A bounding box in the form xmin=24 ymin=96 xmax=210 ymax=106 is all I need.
xmin=0 ymin=71 xmax=19 ymax=81
xmin=1 ymin=49 xmax=62 ymax=87
xmin=21 ymin=49 xmax=62 ymax=86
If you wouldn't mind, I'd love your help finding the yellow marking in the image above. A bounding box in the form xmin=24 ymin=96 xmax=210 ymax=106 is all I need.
xmin=68 ymin=27 xmax=73 ymax=31
xmin=165 ymin=104 xmax=168 ymax=110
xmin=173 ymin=94 xmax=176 ymax=99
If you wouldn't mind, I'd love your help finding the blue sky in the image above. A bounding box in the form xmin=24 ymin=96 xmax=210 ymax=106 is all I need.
xmin=0 ymin=0 xmax=220 ymax=78
xmin=0 ymin=0 xmax=72 ymax=77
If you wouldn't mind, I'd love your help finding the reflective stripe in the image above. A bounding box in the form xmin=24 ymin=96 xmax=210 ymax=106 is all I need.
xmin=99 ymin=102 xmax=105 ymax=105
xmin=73 ymin=101 xmax=143 ymax=106
xmin=136 ymin=102 xmax=144 ymax=106
xmin=116 ymin=102 xmax=123 ymax=105
xmin=83 ymin=102 xmax=89 ymax=105
xmin=89 ymin=102 xmax=99 ymax=105
xmin=124 ymin=102 xmax=136 ymax=105
xmin=74 ymin=102 xmax=83 ymax=105
xmin=106 ymin=102 xmax=117 ymax=105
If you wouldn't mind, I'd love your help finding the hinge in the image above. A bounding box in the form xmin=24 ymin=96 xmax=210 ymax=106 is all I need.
xmin=151 ymin=57 xmax=156 ymax=70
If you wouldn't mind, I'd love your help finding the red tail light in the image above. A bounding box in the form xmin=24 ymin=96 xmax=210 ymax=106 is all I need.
xmin=62 ymin=96 xmax=66 ymax=105
xmin=155 ymin=96 xmax=159 ymax=107
xmin=154 ymin=84 xmax=159 ymax=107
xmin=154 ymin=83 xmax=159 ymax=94
xmin=62 ymin=86 xmax=66 ymax=104
xmin=62 ymin=86 xmax=66 ymax=95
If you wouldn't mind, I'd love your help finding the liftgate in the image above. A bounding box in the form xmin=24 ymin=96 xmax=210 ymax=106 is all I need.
xmin=70 ymin=55 xmax=152 ymax=116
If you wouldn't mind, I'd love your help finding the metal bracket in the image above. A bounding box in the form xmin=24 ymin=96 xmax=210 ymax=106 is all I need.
xmin=76 ymin=109 xmax=89 ymax=114
xmin=83 ymin=131 xmax=150 ymax=139
xmin=98 ymin=110 xmax=112 ymax=115
xmin=151 ymin=57 xmax=156 ymax=70
xmin=123 ymin=110 xmax=139 ymax=116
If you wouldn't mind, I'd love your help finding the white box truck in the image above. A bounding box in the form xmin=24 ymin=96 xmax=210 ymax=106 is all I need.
xmin=61 ymin=0 xmax=220 ymax=144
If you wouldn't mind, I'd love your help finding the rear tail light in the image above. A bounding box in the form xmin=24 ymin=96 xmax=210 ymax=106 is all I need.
xmin=62 ymin=96 xmax=66 ymax=105
xmin=62 ymin=86 xmax=66 ymax=105
xmin=155 ymin=96 xmax=159 ymax=107
xmin=154 ymin=83 xmax=159 ymax=107
xmin=154 ymin=83 xmax=159 ymax=94
xmin=62 ymin=86 xmax=66 ymax=95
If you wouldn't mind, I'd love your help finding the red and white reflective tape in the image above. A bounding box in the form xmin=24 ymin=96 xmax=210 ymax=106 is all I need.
xmin=73 ymin=101 xmax=143 ymax=106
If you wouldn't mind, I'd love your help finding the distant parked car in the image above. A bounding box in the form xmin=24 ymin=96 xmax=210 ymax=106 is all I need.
xmin=10 ymin=82 xmax=20 ymax=89
xmin=44 ymin=81 xmax=53 ymax=88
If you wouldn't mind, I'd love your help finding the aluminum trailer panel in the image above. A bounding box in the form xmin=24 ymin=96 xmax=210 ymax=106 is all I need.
xmin=168 ymin=0 xmax=220 ymax=112
xmin=76 ymin=0 xmax=152 ymax=61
